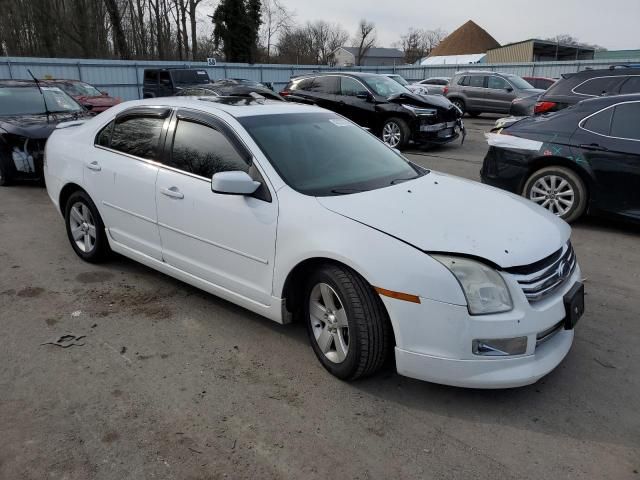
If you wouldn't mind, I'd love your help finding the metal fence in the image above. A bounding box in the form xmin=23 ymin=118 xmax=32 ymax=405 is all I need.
xmin=2 ymin=55 xmax=640 ymax=101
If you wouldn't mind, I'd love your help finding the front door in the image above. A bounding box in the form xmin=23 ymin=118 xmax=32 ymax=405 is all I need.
xmin=86 ymin=109 xmax=169 ymax=260
xmin=155 ymin=110 xmax=278 ymax=306
xmin=336 ymin=76 xmax=376 ymax=129
xmin=486 ymin=76 xmax=516 ymax=113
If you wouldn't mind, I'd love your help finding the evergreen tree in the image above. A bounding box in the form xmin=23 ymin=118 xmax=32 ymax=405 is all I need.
xmin=212 ymin=0 xmax=262 ymax=63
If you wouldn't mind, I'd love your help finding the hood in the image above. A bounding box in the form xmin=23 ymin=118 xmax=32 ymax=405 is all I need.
xmin=0 ymin=112 xmax=88 ymax=138
xmin=317 ymin=172 xmax=570 ymax=268
xmin=387 ymin=91 xmax=454 ymax=110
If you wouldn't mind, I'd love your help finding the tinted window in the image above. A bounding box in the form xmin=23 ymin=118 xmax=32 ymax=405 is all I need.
xmin=487 ymin=76 xmax=509 ymax=89
xmin=582 ymin=108 xmax=613 ymax=135
xmin=144 ymin=70 xmax=158 ymax=83
xmin=159 ymin=71 xmax=171 ymax=86
xmin=620 ymin=76 xmax=640 ymax=94
xmin=110 ymin=116 xmax=165 ymax=159
xmin=0 ymin=86 xmax=83 ymax=115
xmin=469 ymin=76 xmax=485 ymax=88
xmin=574 ymin=77 xmax=622 ymax=96
xmin=239 ymin=112 xmax=423 ymax=197
xmin=168 ymin=120 xmax=249 ymax=178
xmin=341 ymin=77 xmax=368 ymax=96
xmin=295 ymin=78 xmax=314 ymax=91
xmin=96 ymin=121 xmax=113 ymax=147
xmin=610 ymin=103 xmax=640 ymax=140
xmin=458 ymin=76 xmax=469 ymax=86
xmin=311 ymin=76 xmax=339 ymax=94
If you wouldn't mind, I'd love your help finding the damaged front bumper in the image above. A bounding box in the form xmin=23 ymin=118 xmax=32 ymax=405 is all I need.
xmin=412 ymin=118 xmax=465 ymax=145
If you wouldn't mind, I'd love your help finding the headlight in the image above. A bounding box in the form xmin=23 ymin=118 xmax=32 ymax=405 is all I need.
xmin=432 ymin=255 xmax=513 ymax=315
xmin=401 ymin=104 xmax=437 ymax=117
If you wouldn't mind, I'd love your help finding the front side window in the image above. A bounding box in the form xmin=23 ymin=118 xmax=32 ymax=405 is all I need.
xmin=363 ymin=75 xmax=407 ymax=97
xmin=610 ymin=102 xmax=640 ymax=140
xmin=168 ymin=120 xmax=249 ymax=178
xmin=340 ymin=77 xmax=368 ymax=96
xmin=487 ymin=76 xmax=509 ymax=90
xmin=504 ymin=75 xmax=534 ymax=89
xmin=574 ymin=77 xmax=622 ymax=96
xmin=144 ymin=70 xmax=158 ymax=83
xmin=110 ymin=116 xmax=165 ymax=160
xmin=582 ymin=107 xmax=613 ymax=136
xmin=96 ymin=121 xmax=113 ymax=147
xmin=458 ymin=76 xmax=470 ymax=86
xmin=239 ymin=112 xmax=424 ymax=196
xmin=468 ymin=76 xmax=485 ymax=88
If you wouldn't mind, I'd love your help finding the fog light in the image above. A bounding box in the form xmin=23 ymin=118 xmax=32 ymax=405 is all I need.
xmin=472 ymin=337 xmax=527 ymax=356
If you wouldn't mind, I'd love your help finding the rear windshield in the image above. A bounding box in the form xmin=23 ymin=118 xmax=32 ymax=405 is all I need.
xmin=172 ymin=70 xmax=210 ymax=84
xmin=0 ymin=86 xmax=83 ymax=115
xmin=239 ymin=112 xmax=424 ymax=196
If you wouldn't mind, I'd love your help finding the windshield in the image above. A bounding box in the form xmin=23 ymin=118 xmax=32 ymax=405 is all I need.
xmin=56 ymin=81 xmax=102 ymax=97
xmin=388 ymin=75 xmax=409 ymax=86
xmin=239 ymin=112 xmax=424 ymax=196
xmin=364 ymin=75 xmax=409 ymax=97
xmin=0 ymin=86 xmax=83 ymax=115
xmin=506 ymin=75 xmax=535 ymax=90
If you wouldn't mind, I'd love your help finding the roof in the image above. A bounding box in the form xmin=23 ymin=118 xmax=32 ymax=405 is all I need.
xmin=0 ymin=79 xmax=39 ymax=87
xmin=487 ymin=39 xmax=596 ymax=52
xmin=429 ymin=21 xmax=499 ymax=56
xmin=339 ymin=47 xmax=404 ymax=59
xmin=419 ymin=54 xmax=486 ymax=65
xmin=594 ymin=49 xmax=640 ymax=60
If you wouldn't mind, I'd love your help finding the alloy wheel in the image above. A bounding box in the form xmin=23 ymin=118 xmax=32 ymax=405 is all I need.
xmin=382 ymin=122 xmax=402 ymax=148
xmin=529 ymin=174 xmax=575 ymax=216
xmin=309 ymin=283 xmax=350 ymax=364
xmin=69 ymin=201 xmax=97 ymax=253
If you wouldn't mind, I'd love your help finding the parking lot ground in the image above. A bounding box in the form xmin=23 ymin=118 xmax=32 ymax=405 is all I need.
xmin=1 ymin=117 xmax=639 ymax=480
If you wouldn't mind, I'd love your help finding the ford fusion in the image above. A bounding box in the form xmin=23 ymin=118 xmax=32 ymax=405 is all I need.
xmin=44 ymin=97 xmax=584 ymax=388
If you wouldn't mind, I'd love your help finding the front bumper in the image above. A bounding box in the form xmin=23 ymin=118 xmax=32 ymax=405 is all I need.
xmin=412 ymin=118 xmax=464 ymax=145
xmin=380 ymin=265 xmax=582 ymax=389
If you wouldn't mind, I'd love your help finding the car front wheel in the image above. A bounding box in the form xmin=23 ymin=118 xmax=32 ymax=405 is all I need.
xmin=65 ymin=190 xmax=111 ymax=262
xmin=523 ymin=166 xmax=587 ymax=223
xmin=304 ymin=264 xmax=390 ymax=380
xmin=381 ymin=117 xmax=410 ymax=149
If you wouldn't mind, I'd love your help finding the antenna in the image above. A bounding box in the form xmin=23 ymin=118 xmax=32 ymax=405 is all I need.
xmin=27 ymin=69 xmax=52 ymax=119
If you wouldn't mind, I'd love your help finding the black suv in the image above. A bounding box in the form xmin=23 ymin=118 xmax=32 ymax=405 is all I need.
xmin=143 ymin=68 xmax=211 ymax=98
xmin=534 ymin=66 xmax=640 ymax=114
xmin=281 ymin=72 xmax=463 ymax=149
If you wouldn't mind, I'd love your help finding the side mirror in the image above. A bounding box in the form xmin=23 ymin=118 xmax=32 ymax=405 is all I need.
xmin=505 ymin=87 xmax=514 ymax=92
xmin=101 ymin=91 xmax=108 ymax=96
xmin=211 ymin=171 xmax=260 ymax=195
xmin=356 ymin=92 xmax=371 ymax=100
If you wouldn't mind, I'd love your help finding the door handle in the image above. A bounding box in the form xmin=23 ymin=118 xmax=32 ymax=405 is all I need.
xmin=579 ymin=143 xmax=608 ymax=152
xmin=160 ymin=187 xmax=184 ymax=199
xmin=85 ymin=161 xmax=101 ymax=171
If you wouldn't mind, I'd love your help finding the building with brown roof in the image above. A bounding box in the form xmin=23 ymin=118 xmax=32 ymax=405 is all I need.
xmin=429 ymin=20 xmax=500 ymax=57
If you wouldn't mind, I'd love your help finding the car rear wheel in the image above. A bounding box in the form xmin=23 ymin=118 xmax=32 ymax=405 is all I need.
xmin=64 ymin=190 xmax=111 ymax=262
xmin=381 ymin=117 xmax=410 ymax=149
xmin=304 ymin=264 xmax=390 ymax=380
xmin=523 ymin=166 xmax=587 ymax=223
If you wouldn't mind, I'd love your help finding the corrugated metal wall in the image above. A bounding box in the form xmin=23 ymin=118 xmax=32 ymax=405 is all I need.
xmin=485 ymin=41 xmax=534 ymax=64
xmin=2 ymin=56 xmax=640 ymax=100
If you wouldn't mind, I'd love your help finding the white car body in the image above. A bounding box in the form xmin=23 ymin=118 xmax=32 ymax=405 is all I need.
xmin=45 ymin=97 xmax=582 ymax=388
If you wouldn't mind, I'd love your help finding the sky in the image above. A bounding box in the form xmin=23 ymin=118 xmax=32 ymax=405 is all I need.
xmin=201 ymin=0 xmax=640 ymax=51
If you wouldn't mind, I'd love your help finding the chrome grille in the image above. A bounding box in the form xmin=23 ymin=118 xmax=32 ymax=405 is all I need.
xmin=507 ymin=242 xmax=577 ymax=303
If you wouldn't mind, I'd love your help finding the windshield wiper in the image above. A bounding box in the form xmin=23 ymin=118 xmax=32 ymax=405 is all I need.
xmin=330 ymin=188 xmax=367 ymax=195
xmin=390 ymin=176 xmax=419 ymax=185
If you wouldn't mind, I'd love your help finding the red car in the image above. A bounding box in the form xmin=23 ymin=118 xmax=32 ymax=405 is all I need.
xmin=522 ymin=76 xmax=557 ymax=90
xmin=44 ymin=79 xmax=122 ymax=114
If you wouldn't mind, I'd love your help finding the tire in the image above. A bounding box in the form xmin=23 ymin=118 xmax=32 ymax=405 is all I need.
xmin=467 ymin=111 xmax=481 ymax=118
xmin=450 ymin=98 xmax=465 ymax=114
xmin=304 ymin=264 xmax=391 ymax=381
xmin=0 ymin=158 xmax=11 ymax=186
xmin=381 ymin=117 xmax=410 ymax=149
xmin=522 ymin=166 xmax=588 ymax=223
xmin=64 ymin=190 xmax=111 ymax=263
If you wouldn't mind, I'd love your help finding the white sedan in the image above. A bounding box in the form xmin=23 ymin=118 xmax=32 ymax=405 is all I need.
xmin=44 ymin=96 xmax=584 ymax=388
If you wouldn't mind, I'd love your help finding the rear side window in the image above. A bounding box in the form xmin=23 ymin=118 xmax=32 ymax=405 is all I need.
xmin=619 ymin=76 xmax=640 ymax=94
xmin=110 ymin=116 xmax=165 ymax=160
xmin=582 ymin=108 xmax=613 ymax=136
xmin=168 ymin=120 xmax=250 ymax=178
xmin=311 ymin=76 xmax=339 ymax=94
xmin=469 ymin=76 xmax=485 ymax=88
xmin=295 ymin=78 xmax=315 ymax=91
xmin=341 ymin=77 xmax=368 ymax=96
xmin=610 ymin=103 xmax=640 ymax=140
xmin=574 ymin=77 xmax=622 ymax=96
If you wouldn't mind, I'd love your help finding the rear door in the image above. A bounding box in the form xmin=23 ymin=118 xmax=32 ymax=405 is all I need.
xmin=572 ymin=100 xmax=640 ymax=219
xmin=486 ymin=75 xmax=516 ymax=113
xmin=464 ymin=75 xmax=487 ymax=110
xmin=336 ymin=76 xmax=376 ymax=129
xmin=307 ymin=76 xmax=340 ymax=110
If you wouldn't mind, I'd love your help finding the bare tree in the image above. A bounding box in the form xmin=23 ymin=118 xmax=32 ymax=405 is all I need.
xmin=354 ymin=19 xmax=375 ymax=66
xmin=260 ymin=0 xmax=293 ymax=60
xmin=308 ymin=21 xmax=348 ymax=65
xmin=399 ymin=28 xmax=446 ymax=63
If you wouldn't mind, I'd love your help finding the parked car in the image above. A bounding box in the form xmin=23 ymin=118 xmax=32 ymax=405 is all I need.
xmin=44 ymin=79 xmax=122 ymax=114
xmin=446 ymin=71 xmax=544 ymax=116
xmin=383 ymin=74 xmax=429 ymax=95
xmin=523 ymin=76 xmax=556 ymax=90
xmin=0 ymin=80 xmax=89 ymax=186
xmin=176 ymin=81 xmax=284 ymax=101
xmin=412 ymin=77 xmax=451 ymax=95
xmin=510 ymin=92 xmax=543 ymax=117
xmin=44 ymin=96 xmax=583 ymax=389
xmin=281 ymin=72 xmax=464 ymax=149
xmin=214 ymin=78 xmax=267 ymax=88
xmin=482 ymin=94 xmax=640 ymax=223
xmin=533 ymin=66 xmax=640 ymax=114
xmin=143 ymin=68 xmax=211 ymax=98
